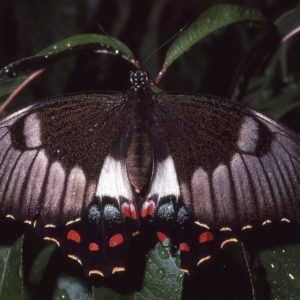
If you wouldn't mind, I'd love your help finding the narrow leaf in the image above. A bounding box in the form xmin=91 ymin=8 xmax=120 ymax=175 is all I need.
xmin=159 ymin=4 xmax=267 ymax=80
xmin=275 ymin=6 xmax=300 ymax=42
xmin=0 ymin=34 xmax=138 ymax=103
xmin=0 ymin=237 xmax=23 ymax=299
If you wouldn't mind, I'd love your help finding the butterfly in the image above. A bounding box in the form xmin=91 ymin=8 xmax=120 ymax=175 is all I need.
xmin=0 ymin=69 xmax=300 ymax=277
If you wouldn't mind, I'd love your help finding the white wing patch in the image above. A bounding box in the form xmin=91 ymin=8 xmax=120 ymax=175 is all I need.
xmin=25 ymin=150 xmax=49 ymax=215
xmin=191 ymin=167 xmax=212 ymax=220
xmin=43 ymin=161 xmax=66 ymax=214
xmin=237 ymin=116 xmax=259 ymax=153
xmin=96 ymin=155 xmax=133 ymax=201
xmin=147 ymin=155 xmax=180 ymax=199
xmin=24 ymin=113 xmax=42 ymax=148
xmin=63 ymin=166 xmax=86 ymax=216
xmin=212 ymin=164 xmax=235 ymax=224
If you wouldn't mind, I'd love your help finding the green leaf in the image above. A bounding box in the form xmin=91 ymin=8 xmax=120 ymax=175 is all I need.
xmin=275 ymin=6 xmax=300 ymax=41
xmin=0 ymin=236 xmax=23 ymax=299
xmin=229 ymin=24 xmax=279 ymax=101
xmin=260 ymin=244 xmax=300 ymax=299
xmin=138 ymin=242 xmax=183 ymax=299
xmin=0 ymin=34 xmax=138 ymax=105
xmin=52 ymin=275 xmax=90 ymax=300
xmin=92 ymin=241 xmax=183 ymax=300
xmin=26 ymin=243 xmax=56 ymax=287
xmin=161 ymin=4 xmax=267 ymax=72
xmin=248 ymin=83 xmax=300 ymax=119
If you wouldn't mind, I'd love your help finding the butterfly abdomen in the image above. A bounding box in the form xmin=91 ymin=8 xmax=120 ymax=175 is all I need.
xmin=126 ymin=131 xmax=152 ymax=194
xmin=124 ymin=83 xmax=156 ymax=194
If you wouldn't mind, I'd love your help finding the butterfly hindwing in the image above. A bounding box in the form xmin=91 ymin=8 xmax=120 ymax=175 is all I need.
xmin=39 ymin=196 xmax=133 ymax=277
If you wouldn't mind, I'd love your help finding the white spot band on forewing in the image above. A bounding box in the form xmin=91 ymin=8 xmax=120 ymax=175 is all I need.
xmin=24 ymin=150 xmax=49 ymax=216
xmin=0 ymin=149 xmax=22 ymax=210
xmin=243 ymin=154 xmax=274 ymax=220
xmin=43 ymin=161 xmax=66 ymax=217
xmin=212 ymin=164 xmax=235 ymax=225
xmin=63 ymin=166 xmax=86 ymax=217
xmin=24 ymin=113 xmax=42 ymax=148
xmin=6 ymin=150 xmax=38 ymax=212
xmin=96 ymin=155 xmax=132 ymax=200
xmin=237 ymin=116 xmax=259 ymax=153
xmin=191 ymin=167 xmax=213 ymax=221
xmin=147 ymin=155 xmax=180 ymax=199
xmin=230 ymin=153 xmax=256 ymax=222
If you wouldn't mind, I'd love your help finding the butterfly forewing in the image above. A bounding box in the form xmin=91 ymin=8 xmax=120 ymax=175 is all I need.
xmin=0 ymin=93 xmax=128 ymax=220
xmin=156 ymin=93 xmax=300 ymax=230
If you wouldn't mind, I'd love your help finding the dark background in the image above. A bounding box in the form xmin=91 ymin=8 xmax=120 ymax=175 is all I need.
xmin=0 ymin=0 xmax=299 ymax=105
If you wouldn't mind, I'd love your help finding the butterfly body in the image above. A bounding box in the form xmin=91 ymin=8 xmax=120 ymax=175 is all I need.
xmin=1 ymin=70 xmax=300 ymax=276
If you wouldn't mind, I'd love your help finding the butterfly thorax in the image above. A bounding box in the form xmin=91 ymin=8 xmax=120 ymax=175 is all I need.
xmin=126 ymin=70 xmax=154 ymax=193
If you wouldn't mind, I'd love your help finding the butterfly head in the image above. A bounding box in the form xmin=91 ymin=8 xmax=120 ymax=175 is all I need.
xmin=130 ymin=70 xmax=149 ymax=91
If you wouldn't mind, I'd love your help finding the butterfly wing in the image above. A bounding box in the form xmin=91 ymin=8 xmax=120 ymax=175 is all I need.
xmin=2 ymin=87 xmax=300 ymax=276
xmin=156 ymin=93 xmax=300 ymax=230
xmin=150 ymin=92 xmax=300 ymax=271
xmin=0 ymin=92 xmax=136 ymax=276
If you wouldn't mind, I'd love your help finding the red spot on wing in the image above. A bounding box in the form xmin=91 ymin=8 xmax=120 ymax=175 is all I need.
xmin=179 ymin=243 xmax=190 ymax=252
xmin=140 ymin=199 xmax=155 ymax=217
xmin=121 ymin=201 xmax=137 ymax=220
xmin=199 ymin=231 xmax=214 ymax=243
xmin=156 ymin=231 xmax=167 ymax=243
xmin=89 ymin=243 xmax=99 ymax=251
xmin=109 ymin=234 xmax=124 ymax=247
xmin=67 ymin=230 xmax=81 ymax=243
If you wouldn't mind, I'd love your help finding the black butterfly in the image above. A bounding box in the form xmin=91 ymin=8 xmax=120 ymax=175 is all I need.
xmin=0 ymin=69 xmax=300 ymax=277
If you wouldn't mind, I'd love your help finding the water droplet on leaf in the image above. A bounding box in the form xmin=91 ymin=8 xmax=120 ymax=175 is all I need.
xmin=157 ymin=244 xmax=169 ymax=259
xmin=155 ymin=267 xmax=165 ymax=279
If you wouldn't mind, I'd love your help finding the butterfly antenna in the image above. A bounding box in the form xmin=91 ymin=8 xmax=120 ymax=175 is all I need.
xmin=241 ymin=242 xmax=256 ymax=300
xmin=142 ymin=22 xmax=189 ymax=67
xmin=94 ymin=19 xmax=128 ymax=59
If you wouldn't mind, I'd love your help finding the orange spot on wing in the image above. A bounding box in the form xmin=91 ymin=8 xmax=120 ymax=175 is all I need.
xmin=89 ymin=242 xmax=99 ymax=251
xmin=156 ymin=231 xmax=167 ymax=243
xmin=140 ymin=199 xmax=155 ymax=217
xmin=121 ymin=201 xmax=137 ymax=220
xmin=89 ymin=270 xmax=104 ymax=276
xmin=199 ymin=231 xmax=214 ymax=243
xmin=112 ymin=267 xmax=125 ymax=274
xmin=197 ymin=255 xmax=211 ymax=265
xmin=179 ymin=243 xmax=190 ymax=252
xmin=109 ymin=234 xmax=124 ymax=247
xmin=67 ymin=230 xmax=81 ymax=243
